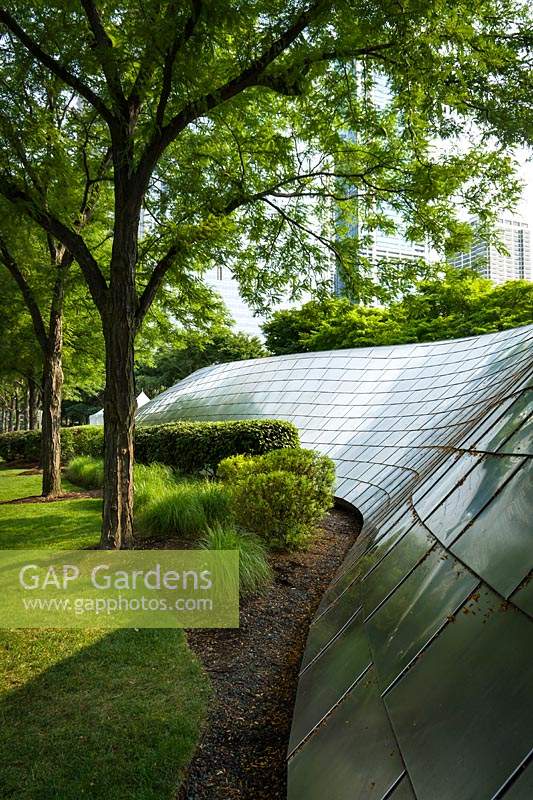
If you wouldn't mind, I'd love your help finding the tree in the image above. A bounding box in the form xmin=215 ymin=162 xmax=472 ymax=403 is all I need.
xmin=0 ymin=218 xmax=72 ymax=493
xmin=0 ymin=274 xmax=42 ymax=432
xmin=262 ymin=297 xmax=352 ymax=354
xmin=264 ymin=268 xmax=533 ymax=353
xmin=392 ymin=269 xmax=533 ymax=341
xmin=0 ymin=1 xmax=530 ymax=547
xmin=0 ymin=206 xmax=106 ymax=493
xmin=136 ymin=324 xmax=267 ymax=395
xmin=306 ymin=304 xmax=408 ymax=350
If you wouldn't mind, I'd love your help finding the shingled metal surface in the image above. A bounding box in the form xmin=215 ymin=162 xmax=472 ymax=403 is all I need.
xmin=137 ymin=325 xmax=533 ymax=800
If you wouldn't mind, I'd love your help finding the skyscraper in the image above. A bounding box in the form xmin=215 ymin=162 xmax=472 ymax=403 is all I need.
xmin=451 ymin=213 xmax=532 ymax=283
xmin=333 ymin=74 xmax=432 ymax=297
xmin=203 ymin=264 xmax=265 ymax=336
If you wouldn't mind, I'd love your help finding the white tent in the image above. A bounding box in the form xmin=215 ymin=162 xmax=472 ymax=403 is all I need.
xmin=88 ymin=391 xmax=150 ymax=426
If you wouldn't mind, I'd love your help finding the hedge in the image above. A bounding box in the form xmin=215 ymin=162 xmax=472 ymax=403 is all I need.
xmin=0 ymin=419 xmax=299 ymax=473
xmin=0 ymin=426 xmax=103 ymax=464
xmin=135 ymin=419 xmax=299 ymax=473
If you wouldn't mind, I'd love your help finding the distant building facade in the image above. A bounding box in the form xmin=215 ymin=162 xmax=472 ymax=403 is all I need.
xmin=203 ymin=265 xmax=265 ymax=336
xmin=334 ymin=74 xmax=431 ymax=297
xmin=451 ymin=214 xmax=532 ymax=284
xmin=203 ymin=264 xmax=336 ymax=337
xmin=333 ymin=207 xmax=432 ymax=297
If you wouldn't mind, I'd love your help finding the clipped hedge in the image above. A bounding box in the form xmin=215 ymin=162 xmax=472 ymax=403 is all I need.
xmin=62 ymin=426 xmax=104 ymax=461
xmin=135 ymin=419 xmax=299 ymax=473
xmin=0 ymin=426 xmax=104 ymax=464
xmin=0 ymin=430 xmax=41 ymax=463
xmin=0 ymin=419 xmax=299 ymax=473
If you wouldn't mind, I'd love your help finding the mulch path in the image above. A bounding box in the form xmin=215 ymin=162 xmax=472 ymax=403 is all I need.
xmin=177 ymin=506 xmax=361 ymax=800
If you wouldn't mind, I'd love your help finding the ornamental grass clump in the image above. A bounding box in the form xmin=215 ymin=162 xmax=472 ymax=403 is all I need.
xmin=200 ymin=523 xmax=272 ymax=596
xmin=133 ymin=462 xmax=179 ymax=513
xmin=135 ymin=480 xmax=232 ymax=541
xmin=65 ymin=456 xmax=104 ymax=489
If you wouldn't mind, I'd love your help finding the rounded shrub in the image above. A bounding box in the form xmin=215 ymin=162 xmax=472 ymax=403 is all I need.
xmin=259 ymin=448 xmax=335 ymax=503
xmin=230 ymin=469 xmax=333 ymax=550
xmin=216 ymin=454 xmax=255 ymax=484
xmin=219 ymin=447 xmax=335 ymax=494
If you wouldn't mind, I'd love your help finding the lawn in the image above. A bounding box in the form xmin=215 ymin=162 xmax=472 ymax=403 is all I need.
xmin=0 ymin=466 xmax=102 ymax=549
xmin=0 ymin=467 xmax=210 ymax=800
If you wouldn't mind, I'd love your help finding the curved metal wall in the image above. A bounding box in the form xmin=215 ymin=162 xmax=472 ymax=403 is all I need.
xmin=137 ymin=325 xmax=533 ymax=800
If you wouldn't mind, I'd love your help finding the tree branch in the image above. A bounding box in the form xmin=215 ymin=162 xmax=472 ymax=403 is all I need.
xmin=0 ymin=7 xmax=115 ymax=124
xmin=0 ymin=113 xmax=46 ymax=197
xmin=80 ymin=0 xmax=127 ymax=115
xmin=153 ymin=0 xmax=203 ymax=129
xmin=262 ymin=196 xmax=342 ymax=261
xmin=0 ymin=179 xmax=109 ymax=313
xmin=135 ymin=242 xmax=182 ymax=330
xmin=135 ymin=0 xmax=329 ymax=197
xmin=256 ymin=42 xmax=395 ymax=95
xmin=0 ymin=235 xmax=48 ymax=351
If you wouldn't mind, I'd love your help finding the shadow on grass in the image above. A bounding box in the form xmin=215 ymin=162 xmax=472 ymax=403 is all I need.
xmin=0 ymin=499 xmax=102 ymax=549
xmin=0 ymin=628 xmax=210 ymax=800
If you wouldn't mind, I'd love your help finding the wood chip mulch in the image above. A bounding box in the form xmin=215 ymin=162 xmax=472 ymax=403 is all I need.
xmin=177 ymin=506 xmax=361 ymax=800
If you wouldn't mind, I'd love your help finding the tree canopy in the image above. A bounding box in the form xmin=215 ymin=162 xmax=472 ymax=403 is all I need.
xmin=136 ymin=324 xmax=267 ymax=396
xmin=262 ymin=269 xmax=533 ymax=353
xmin=1 ymin=0 xmax=531 ymax=546
xmin=1 ymin=0 xmax=531 ymax=309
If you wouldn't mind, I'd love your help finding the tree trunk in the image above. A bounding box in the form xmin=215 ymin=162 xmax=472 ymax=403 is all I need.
xmin=41 ymin=311 xmax=63 ymax=497
xmin=100 ymin=275 xmax=137 ymax=550
xmin=9 ymin=395 xmax=15 ymax=431
xmin=28 ymin=377 xmax=39 ymax=430
xmin=14 ymin=390 xmax=20 ymax=431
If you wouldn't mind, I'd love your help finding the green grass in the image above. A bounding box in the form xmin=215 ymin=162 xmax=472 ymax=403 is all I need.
xmin=0 ymin=468 xmax=43 ymax=501
xmin=0 ymin=465 xmax=95 ymax=501
xmin=135 ymin=478 xmax=232 ymax=541
xmin=64 ymin=455 xmax=104 ymax=489
xmin=200 ymin=523 xmax=273 ymax=596
xmin=0 ymin=466 xmax=211 ymax=800
xmin=0 ymin=467 xmax=102 ymax=548
xmin=0 ymin=498 xmax=102 ymax=549
xmin=0 ymin=629 xmax=209 ymax=800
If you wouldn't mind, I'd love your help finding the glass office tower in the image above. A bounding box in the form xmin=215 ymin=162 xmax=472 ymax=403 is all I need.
xmin=451 ymin=213 xmax=532 ymax=283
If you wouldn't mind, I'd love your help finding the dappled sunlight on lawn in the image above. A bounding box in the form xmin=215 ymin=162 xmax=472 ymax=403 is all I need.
xmin=0 ymin=498 xmax=102 ymax=549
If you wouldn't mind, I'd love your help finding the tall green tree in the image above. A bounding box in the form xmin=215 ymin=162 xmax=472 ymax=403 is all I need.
xmin=0 ymin=274 xmax=42 ymax=432
xmin=0 ymin=1 xmax=530 ymax=547
xmin=262 ymin=297 xmax=354 ymax=354
xmin=0 ymin=205 xmax=106 ymax=494
xmin=392 ymin=269 xmax=533 ymax=341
